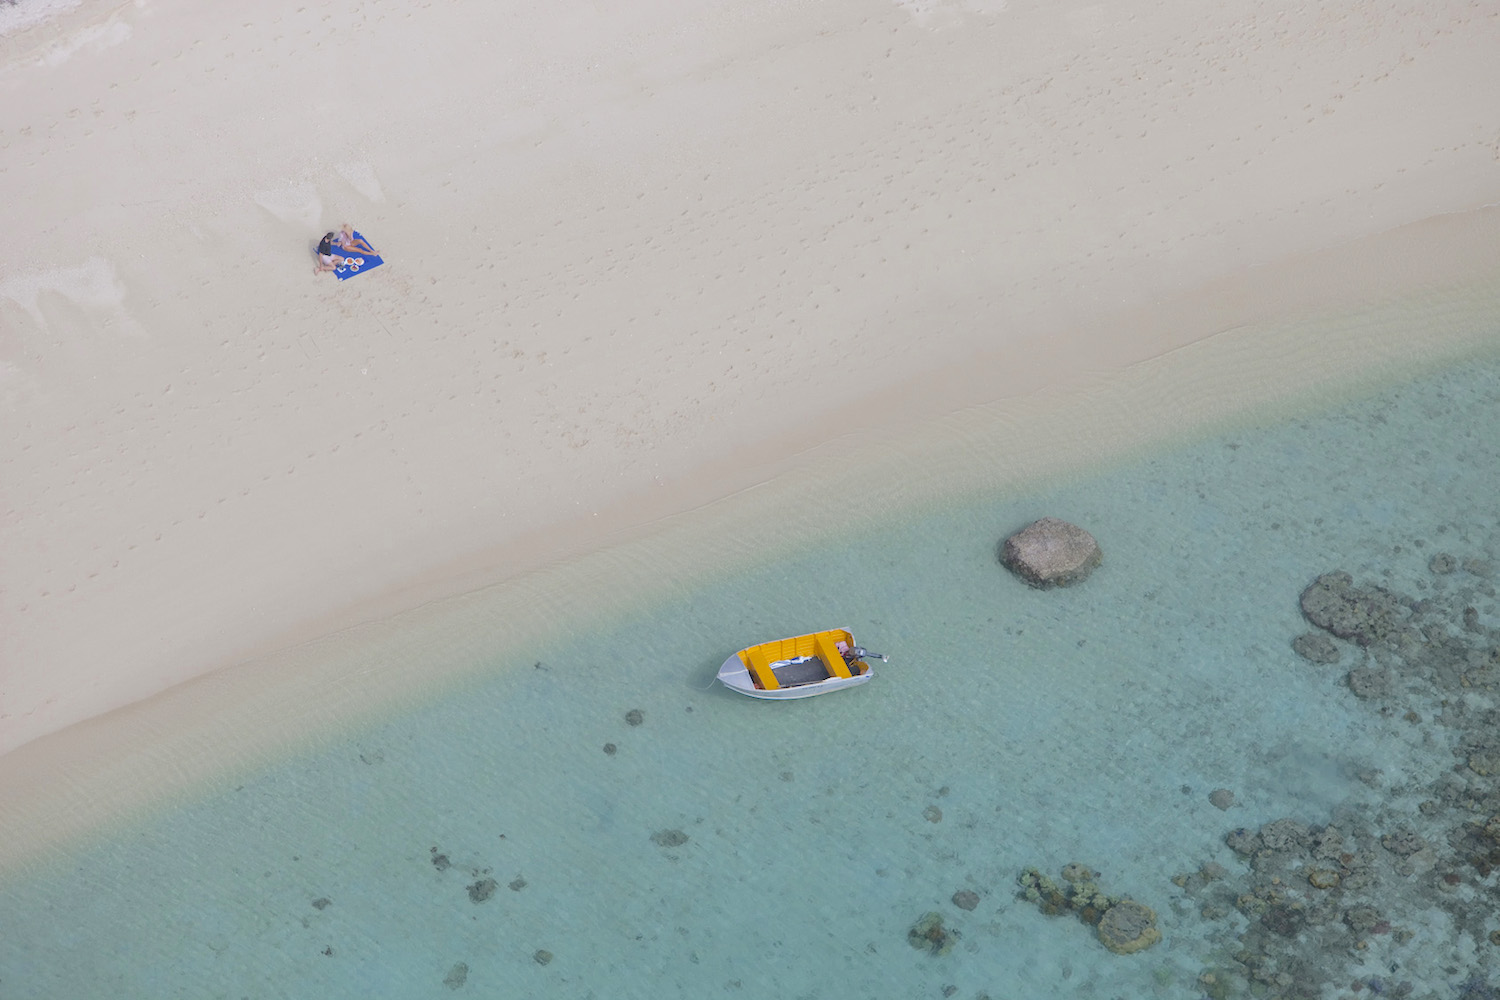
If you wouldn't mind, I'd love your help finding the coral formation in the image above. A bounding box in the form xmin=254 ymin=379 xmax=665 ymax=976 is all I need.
xmin=907 ymin=911 xmax=959 ymax=955
xmin=466 ymin=878 xmax=497 ymax=903
xmin=1172 ymin=555 xmax=1500 ymax=997
xmin=1017 ymin=865 xmax=1159 ymax=954
xmin=1096 ymin=900 xmax=1161 ymax=955
xmin=1305 ymin=868 xmax=1340 ymax=889
xmin=1291 ymin=632 xmax=1341 ymax=664
xmin=1298 ymin=571 xmax=1409 ymax=646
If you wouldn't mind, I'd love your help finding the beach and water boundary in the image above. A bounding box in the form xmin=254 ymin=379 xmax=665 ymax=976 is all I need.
xmin=5 ymin=0 xmax=1500 ymax=993
xmin=2 ymin=244 xmax=1500 ymax=997
xmin=2 ymin=205 xmax=1499 ymax=877
xmin=7 ymin=0 xmax=1500 ymax=763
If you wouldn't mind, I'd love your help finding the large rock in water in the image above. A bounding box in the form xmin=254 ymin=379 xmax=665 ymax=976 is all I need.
xmin=998 ymin=518 xmax=1102 ymax=588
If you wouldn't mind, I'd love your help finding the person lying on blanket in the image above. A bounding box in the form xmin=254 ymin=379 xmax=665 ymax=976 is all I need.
xmin=314 ymin=224 xmax=376 ymax=274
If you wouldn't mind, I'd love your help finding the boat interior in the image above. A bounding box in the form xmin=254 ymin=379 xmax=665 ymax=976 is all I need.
xmin=741 ymin=630 xmax=864 ymax=691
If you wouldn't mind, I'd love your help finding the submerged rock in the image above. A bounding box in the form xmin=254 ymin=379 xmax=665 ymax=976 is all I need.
xmin=1208 ymin=789 xmax=1236 ymax=810
xmin=467 ymin=878 xmax=497 ymax=903
xmin=651 ymin=829 xmax=689 ymax=848
xmin=1225 ymin=828 xmax=1262 ymax=856
xmin=1258 ymin=818 xmax=1311 ymax=852
xmin=443 ymin=962 xmax=468 ymax=990
xmin=1096 ymin=900 xmax=1161 ymax=955
xmin=1292 ymin=632 xmax=1341 ymax=664
xmin=1345 ymin=667 xmax=1392 ymax=700
xmin=1260 ymin=901 xmax=1308 ymax=938
xmin=952 ymin=889 xmax=980 ymax=911
xmin=998 ymin=518 xmax=1102 ymax=589
xmin=1379 ymin=828 xmax=1427 ymax=857
xmin=1343 ymin=905 xmax=1384 ymax=934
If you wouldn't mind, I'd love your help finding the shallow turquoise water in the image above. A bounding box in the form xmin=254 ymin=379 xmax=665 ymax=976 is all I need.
xmin=4 ymin=351 xmax=1500 ymax=999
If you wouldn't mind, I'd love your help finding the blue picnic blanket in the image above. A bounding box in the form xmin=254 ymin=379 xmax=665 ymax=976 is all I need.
xmin=333 ymin=231 xmax=384 ymax=280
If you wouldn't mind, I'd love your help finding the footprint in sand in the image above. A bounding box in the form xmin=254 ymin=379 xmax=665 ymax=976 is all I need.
xmin=892 ymin=0 xmax=1007 ymax=29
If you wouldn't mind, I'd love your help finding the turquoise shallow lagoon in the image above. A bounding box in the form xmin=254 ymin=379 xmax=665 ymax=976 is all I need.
xmin=4 ymin=347 xmax=1500 ymax=999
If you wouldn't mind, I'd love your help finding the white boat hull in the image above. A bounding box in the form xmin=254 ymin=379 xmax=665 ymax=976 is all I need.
xmin=716 ymin=650 xmax=875 ymax=700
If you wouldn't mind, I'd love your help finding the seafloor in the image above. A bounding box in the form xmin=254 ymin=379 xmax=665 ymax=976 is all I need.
xmin=3 ymin=350 xmax=1500 ymax=999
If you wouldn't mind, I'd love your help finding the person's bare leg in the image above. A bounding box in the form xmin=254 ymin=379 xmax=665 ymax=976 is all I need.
xmin=337 ymin=224 xmax=374 ymax=253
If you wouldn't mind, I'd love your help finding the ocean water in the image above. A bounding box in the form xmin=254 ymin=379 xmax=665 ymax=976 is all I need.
xmin=4 ymin=348 xmax=1500 ymax=1000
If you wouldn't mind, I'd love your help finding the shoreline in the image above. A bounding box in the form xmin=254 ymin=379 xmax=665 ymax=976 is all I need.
xmin=4 ymin=0 xmax=1500 ymax=871
xmin=44 ymin=202 xmax=1500 ymax=694
xmin=7 ymin=0 xmax=1500 ymax=757
xmin=2 ymin=218 xmax=1499 ymax=875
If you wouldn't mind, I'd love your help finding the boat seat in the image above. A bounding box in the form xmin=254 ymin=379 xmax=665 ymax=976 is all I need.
xmin=745 ymin=645 xmax=780 ymax=690
xmin=814 ymin=632 xmax=852 ymax=679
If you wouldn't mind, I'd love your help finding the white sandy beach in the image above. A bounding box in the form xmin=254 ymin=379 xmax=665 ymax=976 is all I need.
xmin=3 ymin=0 xmax=1499 ymax=861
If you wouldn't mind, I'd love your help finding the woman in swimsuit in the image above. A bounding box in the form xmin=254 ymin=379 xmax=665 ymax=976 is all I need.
xmin=314 ymin=225 xmax=376 ymax=274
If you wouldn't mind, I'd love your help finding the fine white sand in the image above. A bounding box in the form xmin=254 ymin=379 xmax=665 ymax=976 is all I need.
xmin=3 ymin=0 xmax=1499 ymax=860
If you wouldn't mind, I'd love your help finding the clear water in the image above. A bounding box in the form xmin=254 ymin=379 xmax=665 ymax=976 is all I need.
xmin=4 ymin=350 xmax=1500 ymax=999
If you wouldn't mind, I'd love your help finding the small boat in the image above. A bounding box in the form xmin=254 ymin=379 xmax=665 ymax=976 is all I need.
xmin=717 ymin=627 xmax=886 ymax=700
